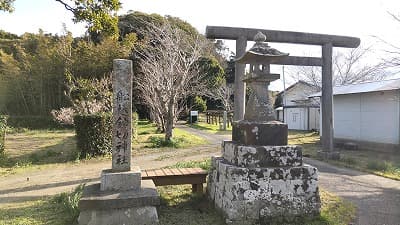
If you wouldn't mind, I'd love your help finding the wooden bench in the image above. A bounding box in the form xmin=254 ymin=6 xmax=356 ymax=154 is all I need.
xmin=141 ymin=168 xmax=208 ymax=193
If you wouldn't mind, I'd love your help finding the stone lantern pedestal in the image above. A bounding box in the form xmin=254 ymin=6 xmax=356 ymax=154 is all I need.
xmin=207 ymin=128 xmax=321 ymax=224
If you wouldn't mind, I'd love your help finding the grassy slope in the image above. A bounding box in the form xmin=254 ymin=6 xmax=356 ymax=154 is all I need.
xmin=287 ymin=131 xmax=400 ymax=180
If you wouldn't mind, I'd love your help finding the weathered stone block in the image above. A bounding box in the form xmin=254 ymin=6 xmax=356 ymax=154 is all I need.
xmin=225 ymin=200 xmax=246 ymax=220
xmin=80 ymin=180 xmax=160 ymax=211
xmin=208 ymin=158 xmax=320 ymax=223
xmin=100 ymin=166 xmax=141 ymax=191
xmin=232 ymin=120 xmax=288 ymax=146
xmin=223 ymin=141 xmax=302 ymax=167
xmin=79 ymin=179 xmax=160 ymax=225
xmin=78 ymin=206 xmax=159 ymax=225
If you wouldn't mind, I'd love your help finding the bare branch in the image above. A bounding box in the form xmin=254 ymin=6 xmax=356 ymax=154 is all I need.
xmin=54 ymin=0 xmax=75 ymax=12
xmin=290 ymin=46 xmax=389 ymax=87
xmin=134 ymin=20 xmax=209 ymax=140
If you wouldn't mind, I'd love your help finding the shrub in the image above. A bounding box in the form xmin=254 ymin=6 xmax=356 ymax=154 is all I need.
xmin=148 ymin=136 xmax=185 ymax=148
xmin=0 ymin=115 xmax=6 ymax=154
xmin=74 ymin=113 xmax=112 ymax=157
xmin=366 ymin=160 xmax=395 ymax=172
xmin=52 ymin=184 xmax=84 ymax=223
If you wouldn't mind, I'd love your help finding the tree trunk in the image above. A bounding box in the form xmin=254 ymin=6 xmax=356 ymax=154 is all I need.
xmin=165 ymin=99 xmax=175 ymax=141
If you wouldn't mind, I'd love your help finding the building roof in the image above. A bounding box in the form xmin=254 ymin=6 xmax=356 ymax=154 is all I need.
xmin=278 ymin=80 xmax=320 ymax=96
xmin=309 ymin=78 xmax=400 ymax=97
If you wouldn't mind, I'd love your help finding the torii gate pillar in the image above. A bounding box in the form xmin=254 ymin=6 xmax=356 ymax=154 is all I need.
xmin=234 ymin=36 xmax=247 ymax=121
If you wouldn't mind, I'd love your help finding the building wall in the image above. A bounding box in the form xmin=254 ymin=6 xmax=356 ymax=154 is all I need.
xmin=333 ymin=90 xmax=399 ymax=144
xmin=284 ymin=108 xmax=307 ymax=130
xmin=284 ymin=107 xmax=319 ymax=130
xmin=283 ymin=83 xmax=319 ymax=106
xmin=309 ymin=108 xmax=320 ymax=130
xmin=281 ymin=82 xmax=320 ymax=131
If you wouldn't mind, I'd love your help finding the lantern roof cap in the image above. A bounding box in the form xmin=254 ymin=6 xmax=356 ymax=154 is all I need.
xmin=236 ymin=31 xmax=289 ymax=64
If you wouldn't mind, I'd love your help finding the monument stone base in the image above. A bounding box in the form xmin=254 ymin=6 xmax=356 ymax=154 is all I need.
xmin=78 ymin=169 xmax=160 ymax=225
xmin=207 ymin=141 xmax=321 ymax=225
xmin=101 ymin=167 xmax=141 ymax=191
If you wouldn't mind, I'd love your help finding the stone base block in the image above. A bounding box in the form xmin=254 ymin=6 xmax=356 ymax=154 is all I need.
xmin=78 ymin=206 xmax=158 ymax=225
xmin=101 ymin=166 xmax=141 ymax=191
xmin=78 ymin=179 xmax=160 ymax=225
xmin=222 ymin=141 xmax=302 ymax=167
xmin=232 ymin=120 xmax=288 ymax=146
xmin=317 ymin=151 xmax=341 ymax=160
xmin=207 ymin=157 xmax=320 ymax=223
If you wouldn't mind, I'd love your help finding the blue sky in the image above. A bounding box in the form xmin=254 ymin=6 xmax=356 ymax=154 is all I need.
xmin=0 ymin=0 xmax=399 ymax=90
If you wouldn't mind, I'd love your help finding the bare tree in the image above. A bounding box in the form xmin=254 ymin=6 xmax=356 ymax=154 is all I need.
xmin=379 ymin=12 xmax=400 ymax=70
xmin=206 ymin=81 xmax=234 ymax=111
xmin=135 ymin=21 xmax=208 ymax=141
xmin=289 ymin=46 xmax=388 ymax=87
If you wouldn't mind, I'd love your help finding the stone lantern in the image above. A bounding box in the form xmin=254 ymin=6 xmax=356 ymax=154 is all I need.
xmin=232 ymin=31 xmax=289 ymax=146
xmin=207 ymin=32 xmax=321 ymax=225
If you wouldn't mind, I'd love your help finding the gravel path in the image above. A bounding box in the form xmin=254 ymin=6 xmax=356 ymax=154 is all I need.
xmin=304 ymin=158 xmax=400 ymax=225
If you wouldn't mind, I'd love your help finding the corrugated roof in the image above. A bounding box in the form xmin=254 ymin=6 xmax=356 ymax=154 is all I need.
xmin=309 ymin=78 xmax=400 ymax=97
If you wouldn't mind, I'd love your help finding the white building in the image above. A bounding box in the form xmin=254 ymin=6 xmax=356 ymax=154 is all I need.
xmin=275 ymin=81 xmax=320 ymax=130
xmin=310 ymin=78 xmax=400 ymax=150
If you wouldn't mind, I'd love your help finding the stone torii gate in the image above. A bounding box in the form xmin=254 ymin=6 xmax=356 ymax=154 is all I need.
xmin=206 ymin=26 xmax=360 ymax=156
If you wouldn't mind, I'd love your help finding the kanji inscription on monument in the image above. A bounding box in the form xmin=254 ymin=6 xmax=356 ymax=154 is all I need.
xmin=112 ymin=59 xmax=132 ymax=172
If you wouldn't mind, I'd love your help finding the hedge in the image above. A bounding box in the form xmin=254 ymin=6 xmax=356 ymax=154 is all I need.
xmin=0 ymin=115 xmax=7 ymax=154
xmin=74 ymin=113 xmax=112 ymax=157
xmin=74 ymin=112 xmax=139 ymax=158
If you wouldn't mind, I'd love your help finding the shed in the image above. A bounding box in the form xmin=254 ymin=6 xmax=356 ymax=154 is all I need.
xmin=310 ymin=78 xmax=400 ymax=151
xmin=275 ymin=81 xmax=320 ymax=130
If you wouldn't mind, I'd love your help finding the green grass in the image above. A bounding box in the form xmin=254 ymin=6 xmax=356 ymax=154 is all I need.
xmin=167 ymin=158 xmax=211 ymax=171
xmin=135 ymin=121 xmax=208 ymax=150
xmin=188 ymin=122 xmax=232 ymax=135
xmin=316 ymin=189 xmax=356 ymax=225
xmin=158 ymin=185 xmax=225 ymax=225
xmin=0 ymin=185 xmax=83 ymax=225
xmin=287 ymin=131 xmax=400 ymax=180
xmin=0 ymin=129 xmax=79 ymax=176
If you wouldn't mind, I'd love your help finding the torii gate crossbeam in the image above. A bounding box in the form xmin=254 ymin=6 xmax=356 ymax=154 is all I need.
xmin=206 ymin=26 xmax=360 ymax=156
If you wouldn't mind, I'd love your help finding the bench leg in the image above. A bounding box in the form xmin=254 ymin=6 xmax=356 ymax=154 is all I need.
xmin=192 ymin=184 xmax=203 ymax=193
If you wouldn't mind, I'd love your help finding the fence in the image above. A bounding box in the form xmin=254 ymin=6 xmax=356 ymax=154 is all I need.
xmin=205 ymin=110 xmax=234 ymax=128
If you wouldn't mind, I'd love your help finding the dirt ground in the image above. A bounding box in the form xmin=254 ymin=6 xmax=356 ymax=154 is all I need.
xmin=1 ymin=126 xmax=400 ymax=225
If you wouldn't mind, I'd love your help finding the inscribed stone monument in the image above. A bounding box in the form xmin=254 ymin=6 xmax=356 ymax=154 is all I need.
xmin=78 ymin=59 xmax=160 ymax=225
xmin=112 ymin=61 xmax=132 ymax=171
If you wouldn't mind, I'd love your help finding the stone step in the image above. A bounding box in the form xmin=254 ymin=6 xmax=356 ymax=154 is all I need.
xmin=222 ymin=141 xmax=302 ymax=167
